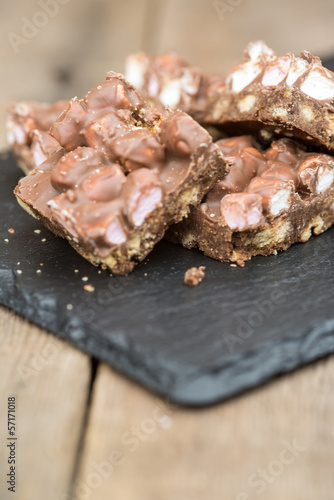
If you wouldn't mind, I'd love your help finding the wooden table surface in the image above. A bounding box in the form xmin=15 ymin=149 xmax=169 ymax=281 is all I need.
xmin=1 ymin=304 xmax=334 ymax=500
xmin=1 ymin=1 xmax=334 ymax=498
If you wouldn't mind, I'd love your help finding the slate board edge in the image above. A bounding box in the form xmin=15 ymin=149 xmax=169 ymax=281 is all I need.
xmin=1 ymin=290 xmax=333 ymax=407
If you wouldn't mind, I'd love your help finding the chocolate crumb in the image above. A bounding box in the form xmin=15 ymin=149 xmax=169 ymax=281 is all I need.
xmin=236 ymin=260 xmax=245 ymax=268
xmin=84 ymin=284 xmax=95 ymax=293
xmin=8 ymin=228 xmax=15 ymax=234
xmin=184 ymin=266 xmax=206 ymax=287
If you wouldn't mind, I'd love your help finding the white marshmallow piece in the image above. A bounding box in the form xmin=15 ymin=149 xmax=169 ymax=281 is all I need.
xmin=12 ymin=124 xmax=26 ymax=145
xmin=300 ymin=67 xmax=334 ymax=100
xmin=286 ymin=58 xmax=309 ymax=86
xmin=148 ymin=76 xmax=159 ymax=97
xmin=159 ymin=80 xmax=182 ymax=107
xmin=32 ymin=141 xmax=47 ymax=167
xmin=316 ymin=166 xmax=334 ymax=193
xmin=105 ymin=219 xmax=127 ymax=244
xmin=247 ymin=41 xmax=275 ymax=61
xmin=125 ymin=57 xmax=144 ymax=89
xmin=269 ymin=189 xmax=291 ymax=216
xmin=6 ymin=125 xmax=15 ymax=145
xmin=262 ymin=56 xmax=292 ymax=88
xmin=228 ymin=61 xmax=263 ymax=93
xmin=180 ymin=71 xmax=198 ymax=95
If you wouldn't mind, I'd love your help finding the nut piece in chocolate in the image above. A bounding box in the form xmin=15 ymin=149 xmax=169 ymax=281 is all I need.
xmin=184 ymin=266 xmax=206 ymax=287
xmin=168 ymin=135 xmax=334 ymax=266
xmin=15 ymin=72 xmax=228 ymax=275
xmin=206 ymin=41 xmax=334 ymax=153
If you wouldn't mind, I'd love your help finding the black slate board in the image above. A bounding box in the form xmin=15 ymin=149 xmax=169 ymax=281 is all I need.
xmin=1 ymin=152 xmax=334 ymax=406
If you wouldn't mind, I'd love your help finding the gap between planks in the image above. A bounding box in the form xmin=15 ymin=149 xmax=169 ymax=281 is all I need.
xmin=71 ymin=358 xmax=334 ymax=500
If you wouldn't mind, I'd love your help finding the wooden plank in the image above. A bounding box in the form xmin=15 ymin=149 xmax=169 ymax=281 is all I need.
xmin=2 ymin=0 xmax=334 ymax=150
xmin=147 ymin=0 xmax=334 ymax=72
xmin=75 ymin=357 xmax=334 ymax=500
xmin=0 ymin=0 xmax=151 ymax=150
xmin=0 ymin=306 xmax=91 ymax=500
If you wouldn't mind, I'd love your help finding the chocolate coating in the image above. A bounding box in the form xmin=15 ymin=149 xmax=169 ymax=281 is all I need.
xmin=125 ymin=52 xmax=224 ymax=121
xmin=264 ymin=139 xmax=305 ymax=168
xmin=259 ymin=161 xmax=299 ymax=188
xmin=122 ymin=169 xmax=163 ymax=227
xmin=50 ymin=73 xmax=163 ymax=155
xmin=51 ymin=147 xmax=108 ymax=192
xmin=205 ymin=137 xmax=265 ymax=210
xmin=7 ymin=100 xmax=67 ymax=173
xmin=202 ymin=137 xmax=334 ymax=230
xmin=109 ymin=129 xmax=165 ymax=172
xmin=220 ymin=193 xmax=264 ymax=231
xmin=206 ymin=41 xmax=334 ymax=153
xmin=15 ymin=72 xmax=226 ymax=274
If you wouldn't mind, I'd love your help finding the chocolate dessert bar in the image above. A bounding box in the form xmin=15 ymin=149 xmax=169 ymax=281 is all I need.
xmin=7 ymin=100 xmax=67 ymax=174
xmin=168 ymin=135 xmax=334 ymax=266
xmin=206 ymin=41 xmax=334 ymax=152
xmin=125 ymin=53 xmax=222 ymax=122
xmin=8 ymin=52 xmax=221 ymax=176
xmin=15 ymin=73 xmax=227 ymax=275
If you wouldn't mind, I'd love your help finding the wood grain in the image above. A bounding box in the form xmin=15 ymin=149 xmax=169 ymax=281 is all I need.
xmin=75 ymin=358 xmax=334 ymax=500
xmin=0 ymin=0 xmax=151 ymax=150
xmin=0 ymin=306 xmax=91 ymax=500
xmin=1 ymin=2 xmax=334 ymax=498
xmin=2 ymin=0 xmax=334 ymax=149
xmin=150 ymin=0 xmax=334 ymax=72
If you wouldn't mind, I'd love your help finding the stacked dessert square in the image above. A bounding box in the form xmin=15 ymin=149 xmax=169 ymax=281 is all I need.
xmin=8 ymin=41 xmax=334 ymax=274
xmin=13 ymin=73 xmax=226 ymax=274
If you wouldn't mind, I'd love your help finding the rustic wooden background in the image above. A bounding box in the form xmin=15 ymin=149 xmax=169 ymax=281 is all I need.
xmin=1 ymin=0 xmax=334 ymax=148
xmin=1 ymin=1 xmax=334 ymax=498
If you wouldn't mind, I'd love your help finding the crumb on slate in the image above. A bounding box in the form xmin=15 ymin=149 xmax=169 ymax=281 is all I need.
xmin=34 ymin=229 xmax=41 ymax=234
xmin=4 ymin=238 xmax=9 ymax=243
xmin=236 ymin=259 xmax=245 ymax=268
xmin=230 ymin=263 xmax=237 ymax=268
xmin=8 ymin=228 xmax=15 ymax=234
xmin=82 ymin=276 xmax=88 ymax=281
xmin=66 ymin=304 xmax=73 ymax=310
xmin=41 ymin=238 xmax=46 ymax=242
xmin=17 ymin=270 xmax=22 ymax=275
xmin=84 ymin=284 xmax=95 ymax=293
xmin=36 ymin=269 xmax=42 ymax=274
xmin=184 ymin=266 xmax=206 ymax=287
xmin=74 ymin=269 xmax=79 ymax=273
